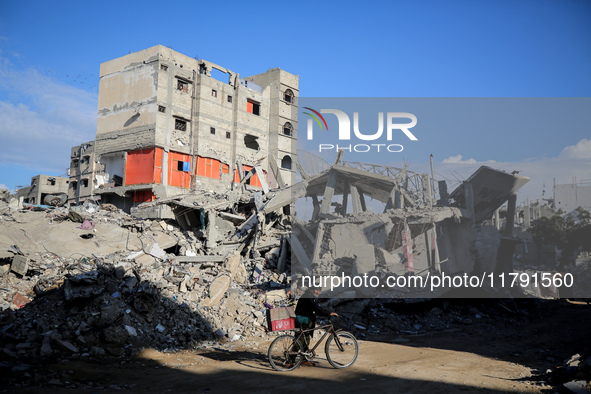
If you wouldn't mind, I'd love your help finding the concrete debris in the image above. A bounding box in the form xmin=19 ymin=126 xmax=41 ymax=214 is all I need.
xmin=541 ymin=352 xmax=591 ymax=392
xmin=10 ymin=256 xmax=29 ymax=277
xmin=3 ymin=151 xmax=585 ymax=394
xmin=0 ymin=189 xmax=296 ymax=360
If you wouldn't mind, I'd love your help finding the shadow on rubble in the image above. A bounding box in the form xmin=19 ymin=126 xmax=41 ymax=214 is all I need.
xmin=0 ymin=263 xmax=214 ymax=366
xmin=363 ymin=295 xmax=591 ymax=376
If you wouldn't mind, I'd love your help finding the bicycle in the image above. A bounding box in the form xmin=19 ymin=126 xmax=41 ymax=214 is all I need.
xmin=267 ymin=316 xmax=359 ymax=371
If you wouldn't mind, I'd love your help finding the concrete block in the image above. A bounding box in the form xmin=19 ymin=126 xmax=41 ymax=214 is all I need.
xmin=10 ymin=255 xmax=29 ymax=276
xmin=203 ymin=275 xmax=231 ymax=307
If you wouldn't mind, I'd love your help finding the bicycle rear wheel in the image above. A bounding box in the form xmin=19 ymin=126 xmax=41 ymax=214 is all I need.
xmin=325 ymin=331 xmax=358 ymax=369
xmin=268 ymin=334 xmax=303 ymax=372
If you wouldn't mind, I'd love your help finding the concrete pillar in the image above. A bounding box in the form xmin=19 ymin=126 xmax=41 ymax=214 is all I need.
xmin=311 ymin=195 xmax=321 ymax=221
xmin=384 ymin=186 xmax=396 ymax=212
xmin=494 ymin=209 xmax=500 ymax=231
xmin=342 ymin=181 xmax=350 ymax=215
xmin=464 ymin=183 xmax=475 ymax=223
xmin=359 ymin=191 xmax=367 ymax=212
xmin=524 ymin=198 xmax=531 ymax=228
xmin=394 ymin=187 xmax=403 ymax=209
xmin=422 ymin=173 xmax=433 ymax=207
xmin=438 ymin=180 xmax=449 ymax=206
xmin=504 ymin=193 xmax=517 ymax=237
xmin=320 ymin=169 xmax=338 ymax=214
xmin=350 ymin=186 xmax=362 ymax=214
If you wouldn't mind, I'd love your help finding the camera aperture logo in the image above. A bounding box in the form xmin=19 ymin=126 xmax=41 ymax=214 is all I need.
xmin=304 ymin=107 xmax=418 ymax=153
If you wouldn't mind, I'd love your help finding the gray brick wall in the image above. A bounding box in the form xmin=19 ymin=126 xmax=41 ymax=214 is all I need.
xmin=96 ymin=125 xmax=156 ymax=155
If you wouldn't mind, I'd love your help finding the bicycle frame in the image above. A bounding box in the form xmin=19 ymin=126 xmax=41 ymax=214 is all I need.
xmin=292 ymin=321 xmax=345 ymax=355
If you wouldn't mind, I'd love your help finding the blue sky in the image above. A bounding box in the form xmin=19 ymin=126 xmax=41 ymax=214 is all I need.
xmin=0 ymin=0 xmax=590 ymax=201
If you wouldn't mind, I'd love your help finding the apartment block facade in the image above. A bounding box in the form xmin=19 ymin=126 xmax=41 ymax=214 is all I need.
xmin=94 ymin=45 xmax=298 ymax=211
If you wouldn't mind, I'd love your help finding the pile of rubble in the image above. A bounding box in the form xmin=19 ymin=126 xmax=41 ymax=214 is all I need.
xmin=0 ymin=194 xmax=296 ymax=361
xmin=540 ymin=352 xmax=591 ymax=392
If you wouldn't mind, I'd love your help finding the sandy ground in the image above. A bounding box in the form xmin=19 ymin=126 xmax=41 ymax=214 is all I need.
xmin=7 ymin=299 xmax=591 ymax=393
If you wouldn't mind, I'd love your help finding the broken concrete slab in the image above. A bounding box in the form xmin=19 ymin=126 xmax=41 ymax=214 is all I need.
xmin=202 ymin=252 xmax=242 ymax=307
xmin=10 ymin=255 xmax=29 ymax=276
xmin=449 ymin=166 xmax=530 ymax=223
xmin=173 ymin=255 xmax=226 ymax=263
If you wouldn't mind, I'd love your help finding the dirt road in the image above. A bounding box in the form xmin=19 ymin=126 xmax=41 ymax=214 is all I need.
xmin=9 ymin=300 xmax=591 ymax=393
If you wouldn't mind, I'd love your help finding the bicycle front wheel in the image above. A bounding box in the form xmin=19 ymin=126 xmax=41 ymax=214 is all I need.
xmin=325 ymin=331 xmax=358 ymax=369
xmin=268 ymin=334 xmax=303 ymax=372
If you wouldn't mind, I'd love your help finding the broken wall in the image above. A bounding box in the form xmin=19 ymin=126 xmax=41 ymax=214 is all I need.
xmin=17 ymin=175 xmax=68 ymax=205
xmin=96 ymin=46 xmax=159 ymax=155
xmin=436 ymin=220 xmax=476 ymax=274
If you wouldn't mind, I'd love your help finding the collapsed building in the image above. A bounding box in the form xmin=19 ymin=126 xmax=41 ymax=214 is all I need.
xmin=67 ymin=45 xmax=299 ymax=218
xmin=255 ymin=153 xmax=533 ymax=297
xmin=7 ymin=146 xmax=591 ymax=380
xmin=136 ymin=146 xmax=534 ymax=298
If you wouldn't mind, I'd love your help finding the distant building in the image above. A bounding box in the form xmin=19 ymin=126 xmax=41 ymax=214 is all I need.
xmin=17 ymin=175 xmax=68 ymax=206
xmin=554 ymin=180 xmax=591 ymax=213
xmin=67 ymin=141 xmax=105 ymax=205
xmin=92 ymin=45 xmax=298 ymax=215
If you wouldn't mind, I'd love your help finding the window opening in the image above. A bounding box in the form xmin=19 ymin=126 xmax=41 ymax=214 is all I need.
xmin=227 ymin=95 xmax=232 ymax=103
xmin=244 ymin=135 xmax=260 ymax=150
xmin=283 ymin=89 xmax=294 ymax=103
xmin=226 ymin=131 xmax=231 ymax=139
xmin=283 ymin=122 xmax=293 ymax=136
xmin=281 ymin=155 xmax=292 ymax=170
xmin=247 ymin=100 xmax=260 ymax=116
xmin=210 ymin=68 xmax=230 ymax=84
xmin=212 ymin=89 xmax=217 ymax=97
xmin=177 ymin=79 xmax=189 ymax=92
xmin=161 ymin=64 xmax=168 ymax=71
xmin=158 ymin=105 xmax=166 ymax=113
xmin=210 ymin=127 xmax=216 ymax=135
xmin=82 ymin=179 xmax=89 ymax=187
xmin=175 ymin=118 xmax=187 ymax=131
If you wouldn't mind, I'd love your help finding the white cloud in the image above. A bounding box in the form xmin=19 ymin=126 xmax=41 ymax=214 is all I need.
xmin=442 ymin=154 xmax=476 ymax=164
xmin=0 ymin=184 xmax=7 ymax=190
xmin=559 ymin=138 xmax=591 ymax=159
xmin=0 ymin=57 xmax=97 ymax=172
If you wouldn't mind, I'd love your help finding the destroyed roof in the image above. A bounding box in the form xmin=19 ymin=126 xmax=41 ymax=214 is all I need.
xmin=449 ymin=166 xmax=529 ymax=223
xmin=304 ymin=165 xmax=398 ymax=203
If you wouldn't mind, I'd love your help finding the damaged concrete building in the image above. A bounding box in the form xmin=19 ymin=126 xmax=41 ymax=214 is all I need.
xmin=16 ymin=175 xmax=69 ymax=207
xmin=67 ymin=141 xmax=105 ymax=205
xmin=89 ymin=45 xmax=298 ymax=217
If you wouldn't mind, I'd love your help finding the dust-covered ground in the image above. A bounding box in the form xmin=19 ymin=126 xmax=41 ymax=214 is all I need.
xmin=5 ymin=299 xmax=591 ymax=393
